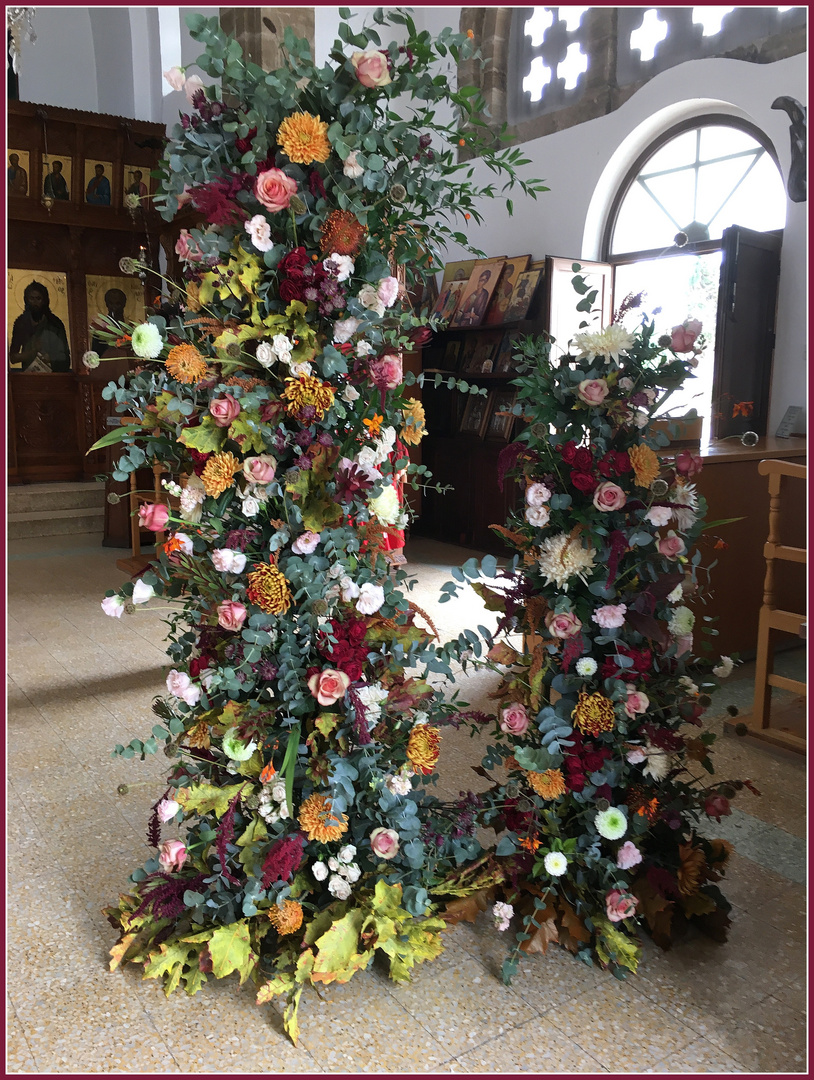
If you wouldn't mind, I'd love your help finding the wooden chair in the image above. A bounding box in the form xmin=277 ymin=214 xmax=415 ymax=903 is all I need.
xmin=115 ymin=427 xmax=170 ymax=576
xmin=740 ymin=458 xmax=807 ymax=752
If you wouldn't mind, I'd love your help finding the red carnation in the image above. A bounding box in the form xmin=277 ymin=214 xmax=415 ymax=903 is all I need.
xmin=278 ymin=246 xmax=310 ymax=277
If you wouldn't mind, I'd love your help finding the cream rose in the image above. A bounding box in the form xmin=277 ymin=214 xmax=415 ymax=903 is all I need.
xmin=351 ymin=49 xmax=392 ymax=88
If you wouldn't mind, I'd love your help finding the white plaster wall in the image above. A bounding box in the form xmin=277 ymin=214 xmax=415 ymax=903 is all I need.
xmin=17 ymin=8 xmax=99 ymax=112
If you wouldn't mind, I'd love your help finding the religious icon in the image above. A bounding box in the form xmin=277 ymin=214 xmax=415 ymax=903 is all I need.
xmin=8 ymin=269 xmax=72 ymax=372
xmin=459 ymin=394 xmax=489 ymax=437
xmin=504 ymin=269 xmax=543 ymax=322
xmin=84 ymin=159 xmax=113 ymax=205
xmin=8 ymin=149 xmax=29 ymax=196
xmin=123 ymin=165 xmax=150 ymax=206
xmin=483 ymin=388 xmax=518 ymax=441
xmin=450 ymin=258 xmax=506 ymax=329
xmin=85 ymin=274 xmax=146 ymax=353
xmin=431 ymin=279 xmax=467 ymax=323
xmin=42 ymin=155 xmax=72 ymax=201
xmin=484 ymin=255 xmax=531 ymax=325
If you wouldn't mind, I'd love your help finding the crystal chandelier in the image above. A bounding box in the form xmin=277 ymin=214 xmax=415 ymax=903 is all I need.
xmin=7 ymin=7 xmax=37 ymax=74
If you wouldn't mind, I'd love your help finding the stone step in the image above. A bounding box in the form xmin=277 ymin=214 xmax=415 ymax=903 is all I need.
xmin=7 ymin=506 xmax=106 ymax=539
xmin=7 ymin=481 xmax=106 ymax=515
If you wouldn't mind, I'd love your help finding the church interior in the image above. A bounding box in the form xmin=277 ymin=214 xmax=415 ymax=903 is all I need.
xmin=6 ymin=6 xmax=808 ymax=1074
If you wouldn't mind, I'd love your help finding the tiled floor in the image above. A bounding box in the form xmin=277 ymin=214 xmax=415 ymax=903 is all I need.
xmin=6 ymin=532 xmax=807 ymax=1073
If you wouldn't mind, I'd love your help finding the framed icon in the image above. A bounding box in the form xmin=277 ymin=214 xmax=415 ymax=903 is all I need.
xmin=483 ymin=388 xmax=518 ymax=441
xmin=504 ymin=269 xmax=543 ymax=322
xmin=8 ymin=149 xmax=30 ymax=196
xmin=494 ymin=332 xmax=522 ymax=374
xmin=86 ymin=274 xmax=146 ymax=341
xmin=84 ymin=159 xmax=113 ymax=205
xmin=42 ymin=155 xmax=72 ymax=202
xmin=432 ymin=279 xmax=467 ymax=323
xmin=484 ymin=254 xmax=531 ymax=325
xmin=8 ymin=268 xmax=72 ymax=371
xmin=450 ymin=258 xmax=506 ymax=329
xmin=459 ymin=393 xmax=490 ymax=437
xmin=440 ymin=258 xmax=477 ymax=290
xmin=123 ymin=164 xmax=151 ymax=206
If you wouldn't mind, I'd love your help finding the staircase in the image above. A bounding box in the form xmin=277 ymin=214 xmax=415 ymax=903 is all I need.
xmin=7 ymin=481 xmax=107 ymax=539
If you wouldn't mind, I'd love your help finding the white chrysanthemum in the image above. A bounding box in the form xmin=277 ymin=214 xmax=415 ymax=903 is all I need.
xmin=642 ymin=741 xmax=671 ymax=782
xmin=671 ymin=481 xmax=699 ymax=532
xmin=537 ymin=532 xmax=596 ymax=591
xmin=712 ymin=655 xmax=735 ymax=678
xmin=572 ymin=323 xmax=635 ymax=365
xmin=678 ymin=675 xmax=699 ymax=695
xmin=369 ymin=485 xmax=400 ymax=526
xmin=666 ymin=583 xmax=683 ymax=603
xmin=130 ymin=321 xmax=164 ymax=359
xmin=668 ymin=605 xmax=695 ymax=638
xmin=576 ymin=657 xmax=598 ymax=677
xmin=179 ymin=475 xmax=206 ymax=523
xmin=543 ymin=851 xmax=568 ymax=876
xmin=595 ymin=807 xmax=627 ymax=840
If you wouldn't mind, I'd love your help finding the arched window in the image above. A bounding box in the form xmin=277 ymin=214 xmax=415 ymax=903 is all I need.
xmin=602 ymin=118 xmax=787 ymax=441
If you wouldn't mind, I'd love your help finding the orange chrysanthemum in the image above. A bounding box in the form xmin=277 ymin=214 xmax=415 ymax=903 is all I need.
xmin=518 ymin=835 xmax=541 ymax=853
xmin=627 ymin=785 xmax=659 ymax=823
xmin=572 ymin=690 xmax=616 ymax=736
xmin=282 ymin=375 xmax=335 ymax=422
xmin=319 ymin=209 xmax=367 ymax=256
xmin=225 ymin=375 xmax=265 ymax=391
xmin=185 ymin=720 xmax=211 ymax=750
xmin=677 ymin=841 xmax=706 ymax=896
xmin=628 ymin=442 xmax=661 ymax=488
xmin=247 ymin=561 xmax=293 ymax=615
xmin=526 ymin=768 xmax=567 ymax=800
xmin=298 ymin=793 xmax=348 ymax=843
xmin=201 ymin=451 xmax=241 ymax=497
xmin=406 ymin=725 xmax=441 ymax=775
xmin=278 ymin=112 xmax=331 ymax=165
xmin=162 ymin=535 xmax=185 ymax=556
xmin=165 ymin=343 xmax=208 ymax=385
xmin=267 ymin=899 xmax=304 ymax=935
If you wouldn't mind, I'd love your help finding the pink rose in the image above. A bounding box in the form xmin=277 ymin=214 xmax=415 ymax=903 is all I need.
xmin=616 ymin=841 xmax=643 ymax=870
xmin=138 ymin=502 xmax=170 ymax=531
xmin=243 ymin=454 xmax=277 ymax=484
xmin=217 ymin=600 xmax=247 ymax=632
xmin=209 ymin=394 xmax=241 ymax=427
xmin=158 ymin=838 xmax=188 ymax=872
xmin=184 ymin=73 xmax=205 ymax=105
xmin=255 ymin=167 xmax=298 ymax=213
xmin=175 ymin=229 xmax=204 ymax=262
xmin=704 ymin=792 xmax=732 ymax=822
xmin=591 ymin=604 xmax=627 ymax=629
xmin=605 ymin=888 xmax=638 ymax=923
xmin=377 ymin=276 xmax=400 ymax=309
xmin=624 ymin=684 xmax=650 ymax=719
xmin=292 ymin=531 xmax=320 ymax=554
xmin=657 ymin=531 xmax=686 ymax=559
xmin=369 ymin=353 xmax=403 ymax=390
xmin=308 ymin=668 xmax=351 ymax=706
xmin=525 ymin=482 xmax=552 ymax=507
xmin=670 ymin=319 xmax=702 ymax=353
xmin=351 ymin=49 xmax=392 ymax=88
xmin=675 ymin=449 xmax=703 ymax=478
xmin=577 ymin=378 xmax=609 ymax=406
xmin=545 ymin=610 xmax=583 ymax=639
xmin=499 ymin=702 xmax=531 ymax=735
xmin=156 ymin=798 xmax=180 ymax=823
xmin=592 ymin=481 xmax=627 ymax=512
xmin=163 ymin=66 xmax=186 ymax=92
xmin=369 ymin=827 xmax=400 ymax=859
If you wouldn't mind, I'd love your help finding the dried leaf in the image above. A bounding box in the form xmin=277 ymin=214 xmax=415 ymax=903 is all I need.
xmin=632 ymin=877 xmax=674 ymax=950
xmin=440 ymin=886 xmax=496 ymax=926
xmin=557 ymin=898 xmax=591 ymax=947
xmin=519 ymin=899 xmax=559 ymax=955
xmin=489 ymin=524 xmax=531 ymax=550
xmin=487 ymin=641 xmax=521 ymax=666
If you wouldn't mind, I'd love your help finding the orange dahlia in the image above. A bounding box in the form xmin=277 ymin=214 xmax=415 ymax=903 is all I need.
xmin=246 ymin=561 xmax=293 ymax=615
xmin=526 ymin=768 xmax=567 ymax=800
xmin=298 ymin=793 xmax=348 ymax=842
xmin=628 ymin=442 xmax=661 ymax=488
xmin=165 ymin=343 xmax=209 ymax=385
xmin=278 ymin=112 xmax=331 ymax=165
xmin=572 ymin=690 xmax=616 ymax=736
xmin=282 ymin=375 xmax=335 ymax=422
xmin=319 ymin=209 xmax=367 ymax=256
xmin=201 ymin=451 xmax=241 ymax=497
xmin=267 ymin=899 xmax=304 ymax=935
xmin=406 ymin=725 xmax=441 ymax=775
xmin=677 ymin=841 xmax=706 ymax=896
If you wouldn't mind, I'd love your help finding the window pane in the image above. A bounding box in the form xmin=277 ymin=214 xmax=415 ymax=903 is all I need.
xmin=695 ymin=154 xmax=761 ymax=225
xmin=708 ymin=155 xmax=787 ymax=235
xmin=698 ymin=124 xmax=758 ymax=160
xmin=611 ymin=182 xmax=679 ymax=252
xmin=644 ymin=130 xmax=698 ymax=172
xmin=642 ymin=171 xmax=696 ymax=232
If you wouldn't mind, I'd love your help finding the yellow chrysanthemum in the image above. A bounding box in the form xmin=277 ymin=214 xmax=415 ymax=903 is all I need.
xmin=201 ymin=451 xmax=241 ymax=497
xmin=406 ymin=725 xmax=441 ymax=776
xmin=628 ymin=443 xmax=661 ymax=488
xmin=247 ymin=561 xmax=293 ymax=615
xmin=278 ymin=112 xmax=331 ymax=165
xmin=282 ymin=375 xmax=335 ymax=422
xmin=267 ymin=899 xmax=304 ymax=935
xmin=526 ymin=768 xmax=567 ymax=800
xmin=572 ymin=690 xmax=616 ymax=736
xmin=298 ymin=793 xmax=348 ymax=843
xmin=165 ymin=343 xmax=209 ymax=385
xmin=677 ymin=842 xmax=706 ymax=896
xmin=400 ymin=399 xmax=427 ymax=446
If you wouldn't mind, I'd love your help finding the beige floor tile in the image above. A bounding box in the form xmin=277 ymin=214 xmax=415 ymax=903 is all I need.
xmin=543 ymin=977 xmax=699 ymax=1071
xmin=650 ymin=1035 xmax=747 ymax=1073
xmin=6 ymin=997 xmax=38 ymax=1073
xmin=381 ymin=936 xmax=536 ymax=1056
xmin=451 ymin=1015 xmax=607 ymax=1072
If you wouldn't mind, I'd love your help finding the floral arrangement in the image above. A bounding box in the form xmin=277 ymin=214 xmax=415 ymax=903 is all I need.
xmin=95 ymin=11 xmax=547 ymax=1044
xmin=437 ymin=274 xmax=757 ymax=982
